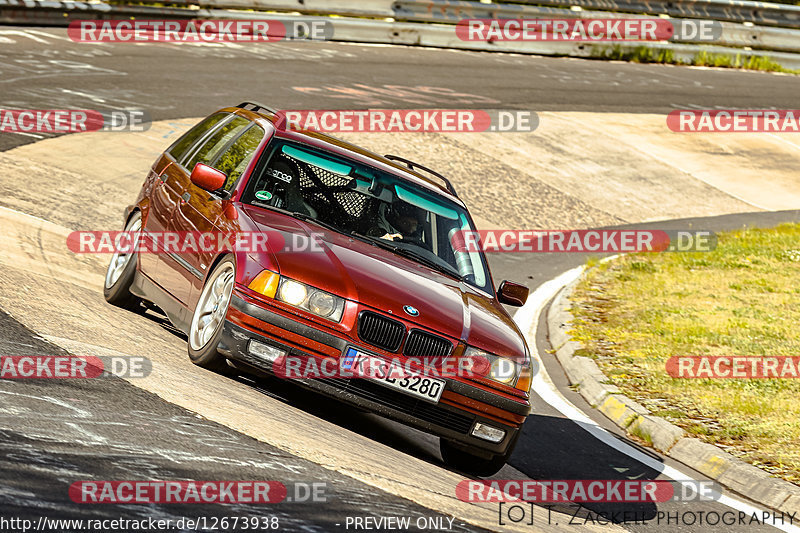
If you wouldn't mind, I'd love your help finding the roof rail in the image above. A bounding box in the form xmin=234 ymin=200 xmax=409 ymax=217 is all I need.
xmin=236 ymin=101 xmax=280 ymax=114
xmin=384 ymin=154 xmax=458 ymax=197
xmin=236 ymin=102 xmax=287 ymax=129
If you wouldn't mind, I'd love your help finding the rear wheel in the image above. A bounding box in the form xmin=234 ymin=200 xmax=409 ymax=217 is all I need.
xmin=103 ymin=212 xmax=143 ymax=309
xmin=440 ymin=432 xmax=519 ymax=477
xmin=188 ymin=257 xmax=235 ymax=372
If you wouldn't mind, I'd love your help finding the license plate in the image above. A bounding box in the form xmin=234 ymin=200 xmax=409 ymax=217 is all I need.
xmin=342 ymin=348 xmax=445 ymax=403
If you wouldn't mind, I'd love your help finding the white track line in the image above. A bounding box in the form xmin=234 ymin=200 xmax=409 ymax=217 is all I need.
xmin=513 ymin=267 xmax=800 ymax=533
xmin=4 ymin=131 xmax=45 ymax=139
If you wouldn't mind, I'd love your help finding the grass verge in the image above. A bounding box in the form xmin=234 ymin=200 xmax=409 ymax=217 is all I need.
xmin=592 ymin=45 xmax=800 ymax=74
xmin=569 ymin=223 xmax=800 ymax=484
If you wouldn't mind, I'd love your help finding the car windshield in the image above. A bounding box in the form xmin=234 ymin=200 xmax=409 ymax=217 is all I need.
xmin=242 ymin=140 xmax=492 ymax=293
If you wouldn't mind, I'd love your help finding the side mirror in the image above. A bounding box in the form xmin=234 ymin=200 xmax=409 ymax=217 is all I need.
xmin=190 ymin=163 xmax=227 ymax=193
xmin=497 ymin=280 xmax=529 ymax=307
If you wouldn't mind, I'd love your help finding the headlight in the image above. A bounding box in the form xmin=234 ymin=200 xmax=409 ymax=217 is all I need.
xmin=463 ymin=346 xmax=529 ymax=389
xmin=490 ymin=357 xmax=517 ymax=384
xmin=278 ymin=279 xmax=307 ymax=306
xmin=249 ymin=271 xmax=345 ymax=322
xmin=308 ymin=291 xmax=337 ymax=317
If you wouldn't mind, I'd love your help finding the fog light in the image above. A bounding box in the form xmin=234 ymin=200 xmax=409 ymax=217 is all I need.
xmin=248 ymin=340 xmax=286 ymax=363
xmin=471 ymin=422 xmax=506 ymax=443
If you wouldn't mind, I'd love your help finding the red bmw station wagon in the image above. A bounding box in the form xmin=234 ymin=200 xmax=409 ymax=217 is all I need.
xmin=105 ymin=102 xmax=533 ymax=475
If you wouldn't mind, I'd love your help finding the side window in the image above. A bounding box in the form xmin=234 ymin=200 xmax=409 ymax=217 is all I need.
xmin=184 ymin=116 xmax=250 ymax=173
xmin=167 ymin=113 xmax=228 ymax=162
xmin=213 ymin=124 xmax=265 ymax=191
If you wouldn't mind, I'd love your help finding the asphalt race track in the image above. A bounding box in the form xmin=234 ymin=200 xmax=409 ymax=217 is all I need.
xmin=1 ymin=27 xmax=799 ymax=533
xmin=1 ymin=27 xmax=799 ymax=151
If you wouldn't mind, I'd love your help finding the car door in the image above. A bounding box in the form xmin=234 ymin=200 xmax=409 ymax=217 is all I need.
xmin=142 ymin=112 xmax=230 ymax=291
xmin=167 ymin=117 xmax=266 ymax=308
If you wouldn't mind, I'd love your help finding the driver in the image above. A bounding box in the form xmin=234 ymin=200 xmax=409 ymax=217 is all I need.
xmin=368 ymin=201 xmax=423 ymax=242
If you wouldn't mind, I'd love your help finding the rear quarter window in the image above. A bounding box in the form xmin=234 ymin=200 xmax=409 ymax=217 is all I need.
xmin=166 ymin=113 xmax=228 ymax=162
xmin=184 ymin=116 xmax=250 ymax=172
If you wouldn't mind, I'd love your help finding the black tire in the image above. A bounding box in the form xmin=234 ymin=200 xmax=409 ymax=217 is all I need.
xmin=103 ymin=212 xmax=143 ymax=310
xmin=187 ymin=256 xmax=235 ymax=372
xmin=440 ymin=432 xmax=520 ymax=477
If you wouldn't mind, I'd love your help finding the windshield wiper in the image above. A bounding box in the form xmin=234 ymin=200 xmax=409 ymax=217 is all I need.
xmin=349 ymin=230 xmax=379 ymax=247
xmin=352 ymin=232 xmax=464 ymax=281
xmin=254 ymin=203 xmax=347 ymax=238
xmin=393 ymin=246 xmax=464 ymax=281
xmin=350 ymin=230 xmax=401 ymax=250
xmin=288 ymin=211 xmax=344 ymax=235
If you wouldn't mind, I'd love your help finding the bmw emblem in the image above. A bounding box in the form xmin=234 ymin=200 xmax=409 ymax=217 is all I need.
xmin=403 ymin=305 xmax=419 ymax=317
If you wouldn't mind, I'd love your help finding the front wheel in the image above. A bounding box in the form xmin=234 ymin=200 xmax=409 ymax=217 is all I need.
xmin=103 ymin=212 xmax=143 ymax=309
xmin=440 ymin=432 xmax=519 ymax=477
xmin=188 ymin=256 xmax=235 ymax=372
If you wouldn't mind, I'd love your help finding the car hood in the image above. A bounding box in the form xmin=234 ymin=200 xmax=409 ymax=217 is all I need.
xmin=242 ymin=206 xmax=527 ymax=357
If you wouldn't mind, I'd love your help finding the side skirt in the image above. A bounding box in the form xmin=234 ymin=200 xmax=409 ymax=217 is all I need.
xmin=130 ymin=268 xmax=192 ymax=334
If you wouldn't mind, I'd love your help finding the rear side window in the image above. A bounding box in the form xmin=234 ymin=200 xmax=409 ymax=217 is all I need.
xmin=184 ymin=116 xmax=250 ymax=173
xmin=167 ymin=113 xmax=228 ymax=162
xmin=213 ymin=124 xmax=265 ymax=191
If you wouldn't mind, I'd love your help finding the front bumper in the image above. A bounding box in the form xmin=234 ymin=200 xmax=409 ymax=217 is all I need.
xmin=219 ymin=291 xmax=530 ymax=456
